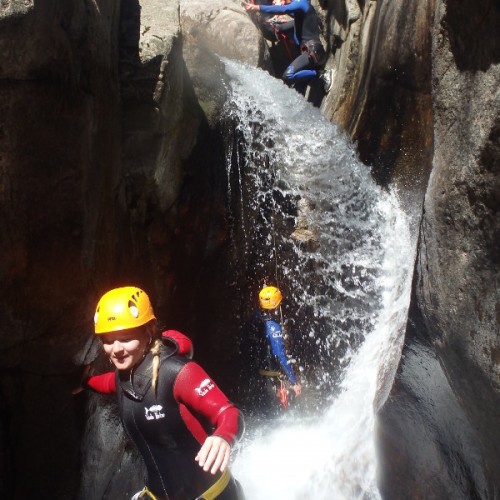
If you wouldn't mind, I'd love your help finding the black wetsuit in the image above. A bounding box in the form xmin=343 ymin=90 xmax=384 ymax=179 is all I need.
xmin=113 ymin=346 xmax=243 ymax=499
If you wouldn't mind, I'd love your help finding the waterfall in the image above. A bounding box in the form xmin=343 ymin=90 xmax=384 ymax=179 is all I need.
xmin=219 ymin=59 xmax=415 ymax=500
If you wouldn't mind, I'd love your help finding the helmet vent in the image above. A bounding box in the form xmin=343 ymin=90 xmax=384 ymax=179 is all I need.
xmin=128 ymin=300 xmax=139 ymax=318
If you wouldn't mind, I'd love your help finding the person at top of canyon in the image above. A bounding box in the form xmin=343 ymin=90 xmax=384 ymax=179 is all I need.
xmin=248 ymin=0 xmax=296 ymax=45
xmin=244 ymin=0 xmax=333 ymax=94
xmin=76 ymin=286 xmax=245 ymax=500
xmin=238 ymin=285 xmax=302 ymax=417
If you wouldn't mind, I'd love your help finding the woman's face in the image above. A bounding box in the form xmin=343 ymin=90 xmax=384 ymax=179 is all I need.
xmin=101 ymin=327 xmax=150 ymax=371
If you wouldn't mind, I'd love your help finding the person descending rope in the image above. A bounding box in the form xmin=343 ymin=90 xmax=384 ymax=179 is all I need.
xmin=244 ymin=0 xmax=334 ymax=94
xmin=239 ymin=285 xmax=301 ymax=418
xmin=75 ymin=286 xmax=245 ymax=500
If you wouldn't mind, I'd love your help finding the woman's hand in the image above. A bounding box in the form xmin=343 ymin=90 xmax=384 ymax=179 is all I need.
xmin=195 ymin=436 xmax=231 ymax=475
xmin=291 ymin=383 xmax=302 ymax=397
xmin=244 ymin=2 xmax=260 ymax=12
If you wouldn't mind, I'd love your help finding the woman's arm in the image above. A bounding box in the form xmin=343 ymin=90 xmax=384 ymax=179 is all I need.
xmin=174 ymin=362 xmax=241 ymax=444
xmin=173 ymin=362 xmax=243 ymax=473
xmin=83 ymin=371 xmax=117 ymax=394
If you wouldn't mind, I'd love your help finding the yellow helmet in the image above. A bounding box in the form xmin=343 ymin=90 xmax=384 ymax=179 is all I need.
xmin=94 ymin=286 xmax=156 ymax=334
xmin=259 ymin=286 xmax=282 ymax=310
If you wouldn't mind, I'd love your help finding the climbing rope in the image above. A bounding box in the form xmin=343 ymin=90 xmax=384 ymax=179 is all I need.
xmin=267 ymin=155 xmax=288 ymax=336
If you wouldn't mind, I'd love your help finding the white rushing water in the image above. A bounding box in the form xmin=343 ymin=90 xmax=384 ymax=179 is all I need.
xmin=221 ymin=60 xmax=415 ymax=499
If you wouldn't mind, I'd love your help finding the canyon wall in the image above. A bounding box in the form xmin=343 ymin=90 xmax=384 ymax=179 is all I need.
xmin=314 ymin=0 xmax=499 ymax=496
xmin=320 ymin=0 xmax=499 ymax=497
xmin=376 ymin=0 xmax=500 ymax=497
xmin=0 ymin=2 xmax=122 ymax=497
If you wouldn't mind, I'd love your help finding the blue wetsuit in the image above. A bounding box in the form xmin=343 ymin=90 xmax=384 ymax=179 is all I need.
xmin=259 ymin=0 xmax=326 ymax=84
xmin=263 ymin=317 xmax=297 ymax=384
xmin=238 ymin=310 xmax=298 ymax=416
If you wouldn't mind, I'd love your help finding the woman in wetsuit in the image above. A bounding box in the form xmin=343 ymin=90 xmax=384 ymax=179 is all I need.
xmin=80 ymin=286 xmax=245 ymax=500
xmin=244 ymin=0 xmax=333 ymax=93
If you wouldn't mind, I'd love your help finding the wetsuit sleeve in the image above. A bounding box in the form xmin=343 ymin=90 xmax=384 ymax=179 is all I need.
xmin=84 ymin=372 xmax=117 ymax=394
xmin=162 ymin=330 xmax=194 ymax=358
xmin=259 ymin=0 xmax=308 ymax=15
xmin=173 ymin=362 xmax=241 ymax=445
xmin=265 ymin=320 xmax=298 ymax=384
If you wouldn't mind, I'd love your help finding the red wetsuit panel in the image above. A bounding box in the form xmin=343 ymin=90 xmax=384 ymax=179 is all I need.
xmin=86 ymin=372 xmax=116 ymax=393
xmin=162 ymin=329 xmax=194 ymax=359
xmin=173 ymin=362 xmax=240 ymax=445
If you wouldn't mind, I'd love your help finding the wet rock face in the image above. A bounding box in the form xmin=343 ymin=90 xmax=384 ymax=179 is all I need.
xmin=377 ymin=0 xmax=500 ymax=497
xmin=0 ymin=0 xmax=219 ymax=497
xmin=0 ymin=2 xmax=122 ymax=497
xmin=319 ymin=0 xmax=434 ymax=200
xmin=378 ymin=300 xmax=496 ymax=499
xmin=416 ymin=0 xmax=500 ymax=489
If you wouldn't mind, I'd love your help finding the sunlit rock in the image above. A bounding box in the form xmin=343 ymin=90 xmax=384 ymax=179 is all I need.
xmin=179 ymin=0 xmax=270 ymax=125
xmin=180 ymin=0 xmax=266 ymax=67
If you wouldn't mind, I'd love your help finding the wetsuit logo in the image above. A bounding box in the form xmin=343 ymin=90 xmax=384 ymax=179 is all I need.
xmin=144 ymin=404 xmax=165 ymax=420
xmin=195 ymin=378 xmax=214 ymax=396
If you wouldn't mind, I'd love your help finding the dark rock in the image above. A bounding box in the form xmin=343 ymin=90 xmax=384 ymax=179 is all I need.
xmin=375 ymin=0 xmax=500 ymax=496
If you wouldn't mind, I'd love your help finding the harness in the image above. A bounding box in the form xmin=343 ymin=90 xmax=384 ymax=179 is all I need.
xmin=133 ymin=468 xmax=233 ymax=500
xmin=265 ymin=18 xmax=296 ymax=61
xmin=196 ymin=469 xmax=232 ymax=500
xmin=278 ymin=379 xmax=289 ymax=409
xmin=258 ymin=368 xmax=281 ymax=377
xmin=132 ymin=486 xmax=158 ymax=500
xmin=300 ymin=39 xmax=326 ymax=65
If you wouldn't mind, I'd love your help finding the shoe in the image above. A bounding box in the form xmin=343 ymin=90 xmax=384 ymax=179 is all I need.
xmin=320 ymin=68 xmax=334 ymax=93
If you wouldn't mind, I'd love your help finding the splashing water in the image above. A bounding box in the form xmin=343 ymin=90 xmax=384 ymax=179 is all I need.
xmin=220 ymin=60 xmax=415 ymax=499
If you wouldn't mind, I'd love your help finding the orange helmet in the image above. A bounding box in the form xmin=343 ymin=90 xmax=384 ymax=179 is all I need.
xmin=94 ymin=286 xmax=156 ymax=334
xmin=259 ymin=286 xmax=282 ymax=310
